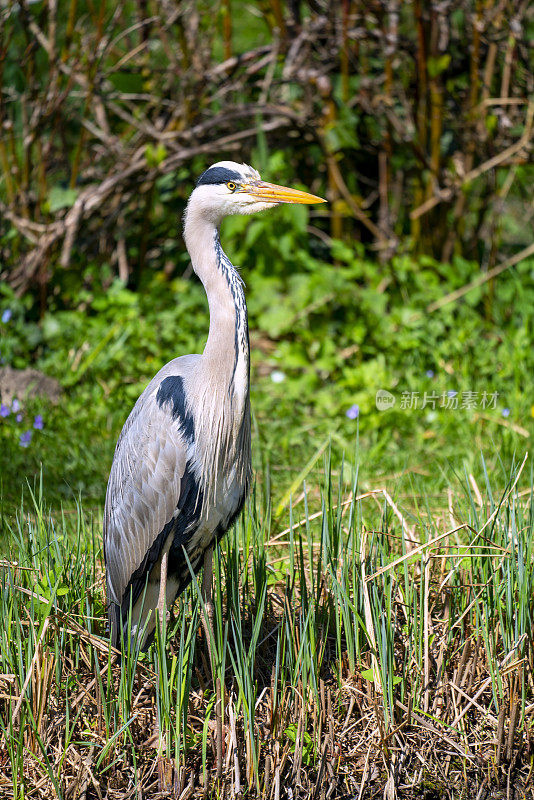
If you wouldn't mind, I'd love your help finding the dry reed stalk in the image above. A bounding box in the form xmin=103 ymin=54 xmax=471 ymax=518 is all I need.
xmin=11 ymin=616 xmax=50 ymax=727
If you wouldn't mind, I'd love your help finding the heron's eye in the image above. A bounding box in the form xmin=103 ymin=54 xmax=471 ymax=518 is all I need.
xmin=227 ymin=181 xmax=237 ymax=192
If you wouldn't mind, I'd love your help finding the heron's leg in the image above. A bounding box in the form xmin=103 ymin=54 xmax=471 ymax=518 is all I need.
xmin=156 ymin=549 xmax=173 ymax=793
xmin=201 ymin=543 xmax=223 ymax=778
xmin=202 ymin=543 xmax=214 ymax=627
xmin=200 ymin=545 xmax=216 ymax=674
xmin=157 ymin=549 xmax=168 ymax=629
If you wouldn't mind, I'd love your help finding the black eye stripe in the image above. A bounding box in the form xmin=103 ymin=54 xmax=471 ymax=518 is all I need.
xmin=196 ymin=167 xmax=242 ymax=187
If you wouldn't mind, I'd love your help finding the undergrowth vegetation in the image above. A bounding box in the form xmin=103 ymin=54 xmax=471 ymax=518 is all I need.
xmin=1 ymin=458 xmax=534 ymax=798
xmin=0 ymin=212 xmax=533 ymax=509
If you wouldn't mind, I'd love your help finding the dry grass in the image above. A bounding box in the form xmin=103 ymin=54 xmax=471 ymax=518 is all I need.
xmin=1 ymin=461 xmax=534 ymax=799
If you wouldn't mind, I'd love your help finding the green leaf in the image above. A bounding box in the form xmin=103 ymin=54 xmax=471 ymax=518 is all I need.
xmin=108 ymin=71 xmax=144 ymax=93
xmin=145 ymin=143 xmax=167 ymax=167
xmin=47 ymin=186 xmax=79 ymax=212
xmin=485 ymin=114 xmax=498 ymax=135
xmin=284 ymin=723 xmax=297 ymax=743
xmin=427 ymin=54 xmax=451 ymax=78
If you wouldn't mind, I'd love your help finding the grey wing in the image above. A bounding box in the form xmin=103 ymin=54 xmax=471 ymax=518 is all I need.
xmin=103 ymin=385 xmax=189 ymax=625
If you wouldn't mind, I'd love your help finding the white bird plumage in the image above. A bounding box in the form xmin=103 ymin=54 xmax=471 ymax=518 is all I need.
xmin=103 ymin=161 xmax=324 ymax=649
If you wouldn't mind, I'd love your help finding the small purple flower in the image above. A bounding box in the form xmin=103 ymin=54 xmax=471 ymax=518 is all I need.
xmin=33 ymin=414 xmax=44 ymax=430
xmin=20 ymin=430 xmax=32 ymax=447
xmin=1 ymin=309 xmax=12 ymax=323
xmin=346 ymin=404 xmax=360 ymax=420
xmin=11 ymin=399 xmax=20 ymax=413
xmin=426 ymin=370 xmax=435 ymax=378
xmin=502 ymin=408 xmax=511 ymax=418
xmin=447 ymin=390 xmax=458 ymax=398
xmin=0 ymin=404 xmax=10 ymax=417
xmin=15 ymin=413 xmax=22 ymax=423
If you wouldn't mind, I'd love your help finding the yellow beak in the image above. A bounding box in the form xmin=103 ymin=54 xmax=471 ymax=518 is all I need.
xmin=245 ymin=181 xmax=326 ymax=205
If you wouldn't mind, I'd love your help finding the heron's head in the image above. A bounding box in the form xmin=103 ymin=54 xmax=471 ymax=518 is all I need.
xmin=187 ymin=160 xmax=325 ymax=226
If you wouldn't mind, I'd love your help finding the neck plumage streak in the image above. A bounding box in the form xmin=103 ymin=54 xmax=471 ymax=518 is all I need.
xmin=214 ymin=230 xmax=249 ymax=404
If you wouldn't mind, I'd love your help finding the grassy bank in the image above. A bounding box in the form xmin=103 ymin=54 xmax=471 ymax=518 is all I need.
xmin=1 ymin=453 xmax=533 ymax=798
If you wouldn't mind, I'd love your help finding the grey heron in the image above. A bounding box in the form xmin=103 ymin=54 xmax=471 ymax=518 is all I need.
xmin=103 ymin=161 xmax=325 ymax=649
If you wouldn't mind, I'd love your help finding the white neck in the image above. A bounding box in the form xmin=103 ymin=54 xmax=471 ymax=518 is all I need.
xmin=183 ymin=197 xmax=249 ymax=400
